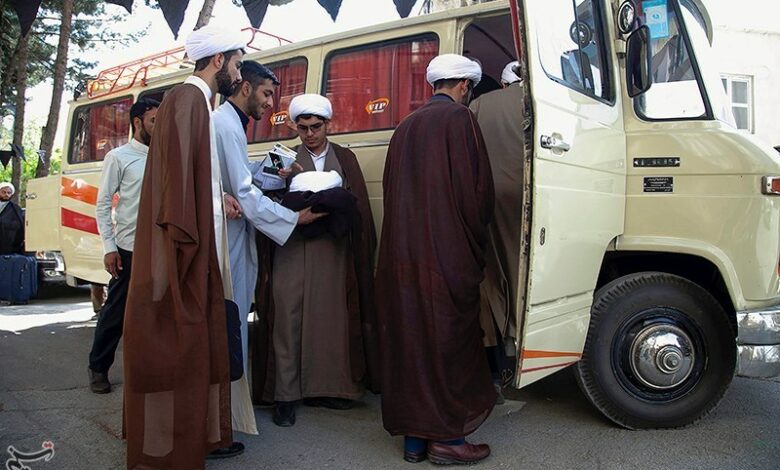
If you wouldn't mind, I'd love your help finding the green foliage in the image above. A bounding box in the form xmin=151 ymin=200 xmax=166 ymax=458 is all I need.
xmin=0 ymin=118 xmax=61 ymax=208
xmin=1 ymin=0 xmax=147 ymax=119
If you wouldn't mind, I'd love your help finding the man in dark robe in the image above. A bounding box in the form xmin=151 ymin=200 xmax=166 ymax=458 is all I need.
xmin=0 ymin=182 xmax=24 ymax=255
xmin=123 ymin=26 xmax=247 ymax=469
xmin=253 ymin=94 xmax=380 ymax=427
xmin=469 ymin=60 xmax=529 ymax=402
xmin=375 ymin=54 xmax=496 ymax=465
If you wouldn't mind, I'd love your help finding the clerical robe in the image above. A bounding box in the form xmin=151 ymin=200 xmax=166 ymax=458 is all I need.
xmin=469 ymin=82 xmax=528 ymax=348
xmin=253 ymin=142 xmax=380 ymax=403
xmin=0 ymin=200 xmax=24 ymax=255
xmin=375 ymin=94 xmax=496 ymax=440
xmin=213 ymin=101 xmax=298 ymax=434
xmin=123 ymin=79 xmax=232 ymax=469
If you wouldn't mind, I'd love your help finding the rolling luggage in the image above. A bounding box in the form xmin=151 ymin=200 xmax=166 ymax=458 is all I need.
xmin=0 ymin=254 xmax=38 ymax=304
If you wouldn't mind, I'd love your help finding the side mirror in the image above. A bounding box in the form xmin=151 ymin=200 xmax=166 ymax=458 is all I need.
xmin=626 ymin=25 xmax=652 ymax=97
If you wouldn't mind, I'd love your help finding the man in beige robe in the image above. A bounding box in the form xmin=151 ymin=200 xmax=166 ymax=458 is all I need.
xmin=260 ymin=93 xmax=378 ymax=427
xmin=469 ymin=60 xmax=530 ymax=398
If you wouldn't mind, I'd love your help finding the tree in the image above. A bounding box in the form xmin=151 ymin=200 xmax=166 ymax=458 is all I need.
xmin=195 ymin=0 xmax=217 ymax=29
xmin=10 ymin=31 xmax=29 ymax=205
xmin=35 ymin=0 xmax=73 ymax=178
xmin=2 ymin=0 xmax=143 ymax=198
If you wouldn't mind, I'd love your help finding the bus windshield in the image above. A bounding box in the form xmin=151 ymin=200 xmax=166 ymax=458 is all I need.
xmin=634 ymin=0 xmax=730 ymax=123
xmin=678 ymin=0 xmax=735 ymax=126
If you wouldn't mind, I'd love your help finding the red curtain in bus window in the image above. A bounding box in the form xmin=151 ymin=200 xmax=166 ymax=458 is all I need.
xmin=88 ymin=98 xmax=131 ymax=162
xmin=248 ymin=58 xmax=308 ymax=143
xmin=324 ymin=35 xmax=438 ymax=135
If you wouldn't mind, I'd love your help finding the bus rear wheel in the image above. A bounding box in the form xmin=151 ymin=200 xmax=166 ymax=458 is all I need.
xmin=575 ymin=272 xmax=736 ymax=429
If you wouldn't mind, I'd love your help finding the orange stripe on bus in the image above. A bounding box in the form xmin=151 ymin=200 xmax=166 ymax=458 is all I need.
xmin=61 ymin=176 xmax=98 ymax=206
xmin=521 ymin=361 xmax=579 ymax=374
xmin=61 ymin=208 xmax=99 ymax=235
xmin=522 ymin=349 xmax=582 ymax=359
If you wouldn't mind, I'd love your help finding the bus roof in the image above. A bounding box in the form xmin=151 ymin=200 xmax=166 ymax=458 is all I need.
xmin=74 ymin=0 xmax=510 ymax=105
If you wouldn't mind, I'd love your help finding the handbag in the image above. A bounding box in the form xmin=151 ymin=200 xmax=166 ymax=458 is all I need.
xmin=224 ymin=299 xmax=244 ymax=381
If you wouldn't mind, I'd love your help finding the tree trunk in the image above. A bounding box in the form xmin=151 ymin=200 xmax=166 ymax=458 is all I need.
xmin=35 ymin=0 xmax=73 ymax=178
xmin=11 ymin=32 xmax=30 ymax=206
xmin=195 ymin=0 xmax=217 ymax=30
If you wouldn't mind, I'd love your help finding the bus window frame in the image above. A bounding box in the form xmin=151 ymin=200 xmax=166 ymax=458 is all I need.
xmin=138 ymin=86 xmax=173 ymax=103
xmin=67 ymin=94 xmax=134 ymax=165
xmin=320 ymin=32 xmax=440 ymax=137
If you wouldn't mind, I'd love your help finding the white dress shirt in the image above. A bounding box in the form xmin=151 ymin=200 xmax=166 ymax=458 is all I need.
xmin=307 ymin=142 xmax=330 ymax=172
xmin=96 ymin=138 xmax=148 ymax=254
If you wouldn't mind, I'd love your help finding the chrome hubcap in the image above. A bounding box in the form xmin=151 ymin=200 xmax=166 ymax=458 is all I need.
xmin=629 ymin=324 xmax=695 ymax=390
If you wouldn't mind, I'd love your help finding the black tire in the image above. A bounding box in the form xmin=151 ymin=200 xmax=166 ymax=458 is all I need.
xmin=575 ymin=272 xmax=736 ymax=429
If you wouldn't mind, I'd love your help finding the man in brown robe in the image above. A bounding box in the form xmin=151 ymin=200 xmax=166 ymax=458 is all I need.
xmin=123 ymin=26 xmax=247 ymax=469
xmin=375 ymin=54 xmax=496 ymax=465
xmin=253 ymin=94 xmax=379 ymax=428
xmin=469 ymin=60 xmax=529 ymax=402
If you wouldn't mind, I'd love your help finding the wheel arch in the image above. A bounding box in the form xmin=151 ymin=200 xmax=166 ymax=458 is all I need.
xmin=596 ymin=249 xmax=737 ymax=336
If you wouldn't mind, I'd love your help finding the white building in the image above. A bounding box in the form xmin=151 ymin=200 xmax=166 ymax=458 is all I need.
xmin=709 ymin=0 xmax=780 ymax=147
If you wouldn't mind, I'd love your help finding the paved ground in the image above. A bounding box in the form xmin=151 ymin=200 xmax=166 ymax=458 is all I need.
xmin=1 ymin=288 xmax=779 ymax=470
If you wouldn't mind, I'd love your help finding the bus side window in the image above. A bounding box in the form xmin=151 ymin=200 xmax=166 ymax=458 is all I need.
xmin=322 ymin=34 xmax=439 ymax=135
xmin=537 ymin=0 xmax=612 ymax=102
xmin=69 ymin=97 xmax=133 ymax=164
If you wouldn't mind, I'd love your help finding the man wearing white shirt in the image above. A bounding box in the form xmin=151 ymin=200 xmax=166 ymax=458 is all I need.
xmin=88 ymin=97 xmax=158 ymax=394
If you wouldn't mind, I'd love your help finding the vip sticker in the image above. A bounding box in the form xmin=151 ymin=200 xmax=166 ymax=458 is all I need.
xmin=365 ymin=98 xmax=390 ymax=115
xmin=270 ymin=111 xmax=289 ymax=126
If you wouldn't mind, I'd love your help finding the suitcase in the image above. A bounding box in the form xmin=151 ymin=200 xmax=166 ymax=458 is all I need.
xmin=0 ymin=254 xmax=38 ymax=304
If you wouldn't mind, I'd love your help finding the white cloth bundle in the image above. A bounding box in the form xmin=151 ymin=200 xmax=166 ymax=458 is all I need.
xmin=289 ymin=170 xmax=343 ymax=193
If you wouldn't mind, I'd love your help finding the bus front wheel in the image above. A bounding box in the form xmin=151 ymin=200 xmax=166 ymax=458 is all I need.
xmin=575 ymin=272 xmax=736 ymax=429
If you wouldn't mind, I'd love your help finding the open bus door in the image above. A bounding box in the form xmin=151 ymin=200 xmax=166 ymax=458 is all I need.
xmin=511 ymin=0 xmax=627 ymax=386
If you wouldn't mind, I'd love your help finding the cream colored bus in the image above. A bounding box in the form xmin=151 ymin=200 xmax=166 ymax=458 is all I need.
xmin=25 ymin=0 xmax=780 ymax=429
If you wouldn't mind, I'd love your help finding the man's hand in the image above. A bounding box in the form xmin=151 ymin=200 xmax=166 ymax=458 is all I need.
xmin=296 ymin=207 xmax=328 ymax=225
xmin=104 ymin=252 xmax=122 ymax=279
xmin=279 ymin=162 xmax=304 ymax=179
xmin=224 ymin=193 xmax=242 ymax=219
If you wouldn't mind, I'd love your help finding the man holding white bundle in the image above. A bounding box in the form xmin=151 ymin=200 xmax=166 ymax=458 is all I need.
xmin=254 ymin=94 xmax=380 ymax=428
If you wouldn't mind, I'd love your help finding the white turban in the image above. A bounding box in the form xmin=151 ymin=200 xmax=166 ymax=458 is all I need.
xmin=185 ymin=26 xmax=246 ymax=61
xmin=289 ymin=94 xmax=333 ymax=122
xmin=0 ymin=182 xmax=14 ymax=196
xmin=501 ymin=61 xmax=521 ymax=85
xmin=426 ymin=54 xmax=482 ymax=87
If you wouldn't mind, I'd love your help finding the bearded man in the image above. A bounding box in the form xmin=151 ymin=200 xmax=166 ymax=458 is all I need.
xmin=123 ymin=26 xmax=247 ymax=469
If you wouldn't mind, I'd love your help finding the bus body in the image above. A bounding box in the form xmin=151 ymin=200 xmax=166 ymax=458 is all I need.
xmin=25 ymin=0 xmax=780 ymax=428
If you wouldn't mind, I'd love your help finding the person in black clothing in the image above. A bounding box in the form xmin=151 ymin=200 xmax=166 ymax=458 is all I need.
xmin=0 ymin=182 xmax=24 ymax=255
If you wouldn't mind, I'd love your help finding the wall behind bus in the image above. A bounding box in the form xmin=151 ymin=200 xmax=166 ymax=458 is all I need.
xmin=708 ymin=0 xmax=780 ymax=148
xmin=713 ymin=27 xmax=780 ymax=147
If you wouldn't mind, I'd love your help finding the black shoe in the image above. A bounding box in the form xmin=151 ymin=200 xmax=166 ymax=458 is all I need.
xmin=403 ymin=450 xmax=427 ymax=463
xmin=88 ymin=368 xmax=111 ymax=394
xmin=273 ymin=401 xmax=296 ymax=427
xmin=303 ymin=397 xmax=354 ymax=410
xmin=206 ymin=441 xmax=244 ymax=460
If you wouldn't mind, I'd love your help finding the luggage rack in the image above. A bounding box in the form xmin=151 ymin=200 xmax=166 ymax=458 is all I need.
xmin=86 ymin=28 xmax=292 ymax=99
